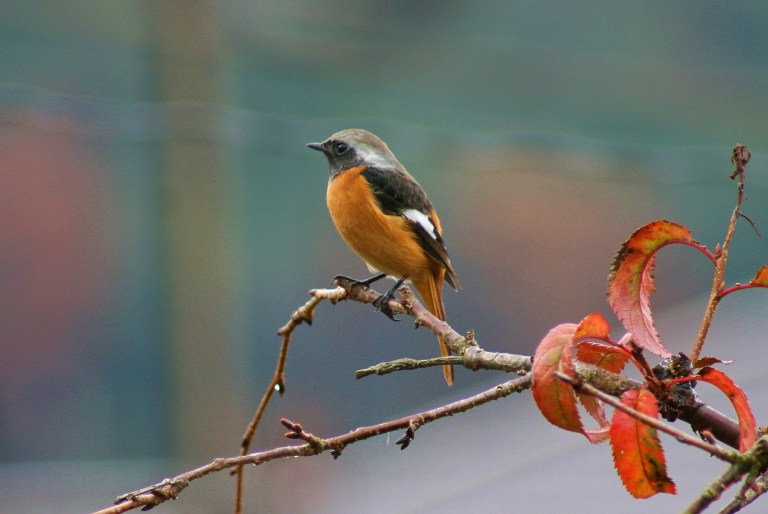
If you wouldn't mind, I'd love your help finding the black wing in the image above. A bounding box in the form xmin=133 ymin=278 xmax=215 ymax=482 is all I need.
xmin=362 ymin=167 xmax=459 ymax=289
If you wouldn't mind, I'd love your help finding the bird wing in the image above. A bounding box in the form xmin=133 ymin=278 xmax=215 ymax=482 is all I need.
xmin=361 ymin=167 xmax=459 ymax=289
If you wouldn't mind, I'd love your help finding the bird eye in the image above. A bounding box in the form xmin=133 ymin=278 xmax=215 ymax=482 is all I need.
xmin=334 ymin=142 xmax=349 ymax=155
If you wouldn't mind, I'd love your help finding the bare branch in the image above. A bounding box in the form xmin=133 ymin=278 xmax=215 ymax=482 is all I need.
xmin=719 ymin=470 xmax=768 ymax=513
xmin=684 ymin=437 xmax=768 ymax=514
xmin=234 ymin=285 xmax=345 ymax=512
xmin=100 ymin=375 xmax=531 ymax=513
xmin=690 ymin=144 xmax=751 ymax=364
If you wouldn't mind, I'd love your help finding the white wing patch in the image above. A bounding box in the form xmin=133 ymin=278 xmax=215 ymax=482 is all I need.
xmin=403 ymin=209 xmax=437 ymax=239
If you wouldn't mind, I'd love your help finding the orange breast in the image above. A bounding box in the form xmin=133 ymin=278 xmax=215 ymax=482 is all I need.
xmin=326 ymin=166 xmax=432 ymax=280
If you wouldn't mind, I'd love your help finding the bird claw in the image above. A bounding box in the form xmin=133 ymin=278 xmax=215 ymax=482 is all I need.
xmin=333 ymin=274 xmax=359 ymax=286
xmin=333 ymin=273 xmax=386 ymax=288
xmin=332 ymin=273 xmax=399 ymax=320
xmin=373 ymin=293 xmax=400 ymax=321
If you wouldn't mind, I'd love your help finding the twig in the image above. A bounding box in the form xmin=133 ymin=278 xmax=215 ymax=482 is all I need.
xmin=335 ymin=277 xmax=742 ymax=449
xmin=356 ymin=356 xmax=465 ymax=378
xmin=683 ymin=437 xmax=768 ymax=514
xmin=233 ymin=285 xmax=345 ymax=513
xmin=719 ymin=470 xmax=768 ymax=513
xmin=356 ymin=349 xmax=532 ymax=379
xmin=690 ymin=144 xmax=751 ymax=364
xmin=100 ymin=375 xmax=532 ymax=513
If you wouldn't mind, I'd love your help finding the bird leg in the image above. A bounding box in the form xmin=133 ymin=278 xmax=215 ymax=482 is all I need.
xmin=333 ymin=273 xmax=403 ymax=321
xmin=333 ymin=272 xmax=386 ymax=288
xmin=373 ymin=277 xmax=405 ymax=321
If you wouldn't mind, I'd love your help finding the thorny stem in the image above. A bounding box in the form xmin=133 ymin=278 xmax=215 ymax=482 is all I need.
xmin=689 ymin=144 xmax=751 ymax=365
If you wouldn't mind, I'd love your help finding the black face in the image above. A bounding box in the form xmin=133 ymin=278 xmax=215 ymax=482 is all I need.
xmin=308 ymin=139 xmax=361 ymax=176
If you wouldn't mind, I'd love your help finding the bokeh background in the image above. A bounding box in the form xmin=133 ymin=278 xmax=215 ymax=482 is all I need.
xmin=2 ymin=1 xmax=768 ymax=513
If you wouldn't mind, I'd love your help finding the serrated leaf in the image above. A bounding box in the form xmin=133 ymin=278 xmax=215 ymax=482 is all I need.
xmin=696 ymin=367 xmax=756 ymax=452
xmin=610 ymin=389 xmax=677 ymax=498
xmin=751 ymin=265 xmax=768 ymax=286
xmin=607 ymin=220 xmax=698 ymax=358
xmin=693 ymin=356 xmax=733 ymax=368
xmin=577 ymin=392 xmax=611 ymax=443
xmin=565 ymin=313 xmax=618 ymax=376
xmin=576 ymin=340 xmax=628 ymax=442
xmin=574 ymin=312 xmax=611 ymax=340
xmin=531 ymin=324 xmax=582 ymax=433
xmin=577 ymin=341 xmax=630 ymax=374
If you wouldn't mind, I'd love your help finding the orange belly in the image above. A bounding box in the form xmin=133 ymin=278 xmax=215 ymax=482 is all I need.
xmin=326 ymin=166 xmax=432 ymax=280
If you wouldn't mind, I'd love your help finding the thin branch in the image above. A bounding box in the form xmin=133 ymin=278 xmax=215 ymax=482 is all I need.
xmin=99 ymin=375 xmax=532 ymax=514
xmin=233 ymin=285 xmax=345 ymax=513
xmin=556 ymin=372 xmax=738 ymax=463
xmin=690 ymin=144 xmax=751 ymax=364
xmin=718 ymin=281 xmax=768 ymax=300
xmin=356 ymin=355 xmax=465 ymax=378
xmin=719 ymin=470 xmax=768 ymax=513
xmin=683 ymin=437 xmax=768 ymax=514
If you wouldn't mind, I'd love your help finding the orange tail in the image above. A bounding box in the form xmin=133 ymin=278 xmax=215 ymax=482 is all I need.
xmin=412 ymin=269 xmax=454 ymax=386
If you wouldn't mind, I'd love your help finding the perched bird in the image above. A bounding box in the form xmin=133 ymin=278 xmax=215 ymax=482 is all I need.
xmin=307 ymin=129 xmax=460 ymax=385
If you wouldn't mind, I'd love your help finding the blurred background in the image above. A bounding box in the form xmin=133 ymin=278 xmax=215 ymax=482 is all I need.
xmin=2 ymin=1 xmax=767 ymax=512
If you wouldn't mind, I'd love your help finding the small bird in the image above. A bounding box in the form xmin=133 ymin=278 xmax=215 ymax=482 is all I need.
xmin=307 ymin=129 xmax=460 ymax=385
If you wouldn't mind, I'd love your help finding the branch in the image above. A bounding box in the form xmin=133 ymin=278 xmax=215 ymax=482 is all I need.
xmin=690 ymin=144 xmax=751 ymax=364
xmin=333 ymin=277 xmax=742 ymax=449
xmin=683 ymin=436 xmax=768 ymax=514
xmin=719 ymin=470 xmax=768 ymax=513
xmin=99 ymin=375 xmax=531 ymax=513
xmin=557 ymin=372 xmax=737 ymax=463
xmin=98 ymin=270 xmax=750 ymax=513
xmin=233 ymin=285 xmax=346 ymax=512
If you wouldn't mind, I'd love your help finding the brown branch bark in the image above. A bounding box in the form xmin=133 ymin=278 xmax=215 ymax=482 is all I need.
xmin=683 ymin=437 xmax=768 ymax=514
xmin=99 ymin=375 xmax=531 ymax=513
xmin=99 ymin=265 xmax=749 ymax=513
xmin=233 ymin=286 xmax=346 ymax=513
xmin=690 ymin=144 xmax=751 ymax=364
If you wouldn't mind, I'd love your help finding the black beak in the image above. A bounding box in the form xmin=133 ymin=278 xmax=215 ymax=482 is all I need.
xmin=306 ymin=142 xmax=325 ymax=152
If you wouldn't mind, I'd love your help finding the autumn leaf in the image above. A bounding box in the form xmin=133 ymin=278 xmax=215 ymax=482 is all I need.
xmin=693 ymin=356 xmax=733 ymax=368
xmin=610 ymin=389 xmax=676 ymax=498
xmin=750 ymin=265 xmax=768 ymax=286
xmin=577 ymin=392 xmax=611 ymax=444
xmin=607 ymin=220 xmax=707 ymax=358
xmin=696 ymin=367 xmax=756 ymax=452
xmin=577 ymin=341 xmax=630 ymax=374
xmin=560 ymin=313 xmax=611 ymax=380
xmin=574 ymin=312 xmax=611 ymax=340
xmin=531 ymin=324 xmax=582 ymax=433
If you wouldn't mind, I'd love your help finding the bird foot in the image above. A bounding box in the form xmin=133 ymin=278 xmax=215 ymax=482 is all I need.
xmin=373 ymin=290 xmax=401 ymax=321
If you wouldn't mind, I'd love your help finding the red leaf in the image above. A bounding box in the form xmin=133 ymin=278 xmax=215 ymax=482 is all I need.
xmin=750 ymin=265 xmax=768 ymax=286
xmin=570 ymin=314 xmax=624 ymax=443
xmin=576 ymin=341 xmax=629 ymax=442
xmin=607 ymin=220 xmax=700 ymax=358
xmin=562 ymin=312 xmax=611 ymax=376
xmin=574 ymin=312 xmax=611 ymax=340
xmin=610 ymin=389 xmax=677 ymax=498
xmin=696 ymin=367 xmax=756 ymax=452
xmin=577 ymin=341 xmax=630 ymax=375
xmin=531 ymin=324 xmax=582 ymax=433
xmin=693 ymin=356 xmax=733 ymax=368
xmin=577 ymin=393 xmax=611 ymax=443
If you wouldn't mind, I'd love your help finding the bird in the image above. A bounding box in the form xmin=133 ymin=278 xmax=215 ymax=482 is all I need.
xmin=307 ymin=129 xmax=460 ymax=385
